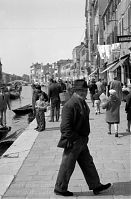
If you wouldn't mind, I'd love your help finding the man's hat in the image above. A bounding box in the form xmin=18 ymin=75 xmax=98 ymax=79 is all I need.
xmin=73 ymin=79 xmax=88 ymax=90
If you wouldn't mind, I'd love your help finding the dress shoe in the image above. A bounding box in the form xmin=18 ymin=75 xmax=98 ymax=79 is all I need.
xmin=93 ymin=183 xmax=111 ymax=195
xmin=36 ymin=128 xmax=45 ymax=132
xmin=115 ymin=133 xmax=118 ymax=137
xmin=54 ymin=189 xmax=73 ymax=196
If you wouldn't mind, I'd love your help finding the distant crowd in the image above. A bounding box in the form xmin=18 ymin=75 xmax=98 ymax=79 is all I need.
xmin=31 ymin=76 xmax=131 ymax=135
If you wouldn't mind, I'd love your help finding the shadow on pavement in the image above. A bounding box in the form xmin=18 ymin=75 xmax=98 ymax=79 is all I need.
xmin=119 ymin=132 xmax=131 ymax=137
xmin=73 ymin=181 xmax=131 ymax=197
xmin=112 ymin=181 xmax=131 ymax=196
xmin=46 ymin=127 xmax=60 ymax=131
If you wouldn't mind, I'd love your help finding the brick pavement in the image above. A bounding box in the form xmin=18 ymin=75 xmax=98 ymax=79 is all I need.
xmin=2 ymin=99 xmax=131 ymax=199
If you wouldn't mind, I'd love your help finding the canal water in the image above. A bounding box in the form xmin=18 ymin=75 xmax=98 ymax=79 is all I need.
xmin=0 ymin=85 xmax=33 ymax=155
xmin=0 ymin=85 xmax=48 ymax=155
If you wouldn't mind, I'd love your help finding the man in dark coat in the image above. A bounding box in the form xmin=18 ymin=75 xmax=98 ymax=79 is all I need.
xmin=54 ymin=79 xmax=111 ymax=196
xmin=0 ymin=84 xmax=11 ymax=127
xmin=125 ymin=84 xmax=131 ymax=132
xmin=89 ymin=78 xmax=97 ymax=107
xmin=48 ymin=79 xmax=62 ymax=122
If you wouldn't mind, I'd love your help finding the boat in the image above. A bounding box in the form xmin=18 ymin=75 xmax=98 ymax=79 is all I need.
xmin=7 ymin=82 xmax=22 ymax=100
xmin=12 ymin=104 xmax=33 ymax=115
xmin=10 ymin=91 xmax=21 ymax=99
xmin=0 ymin=126 xmax=11 ymax=140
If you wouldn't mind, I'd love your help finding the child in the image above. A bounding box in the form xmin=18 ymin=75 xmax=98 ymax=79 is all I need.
xmin=101 ymin=89 xmax=121 ymax=137
xmin=93 ymin=89 xmax=101 ymax=114
xmin=125 ymin=84 xmax=131 ymax=133
xmin=35 ymin=93 xmax=49 ymax=132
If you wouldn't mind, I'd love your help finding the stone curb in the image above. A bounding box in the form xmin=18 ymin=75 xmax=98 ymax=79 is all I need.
xmin=0 ymin=119 xmax=38 ymax=197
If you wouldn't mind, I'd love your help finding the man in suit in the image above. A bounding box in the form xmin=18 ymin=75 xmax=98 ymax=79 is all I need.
xmin=0 ymin=85 xmax=11 ymax=127
xmin=54 ymin=79 xmax=111 ymax=196
xmin=48 ymin=78 xmax=62 ymax=122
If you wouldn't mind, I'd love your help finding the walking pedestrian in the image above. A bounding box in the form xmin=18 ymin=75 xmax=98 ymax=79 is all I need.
xmin=54 ymin=79 xmax=111 ymax=196
xmin=125 ymin=84 xmax=131 ymax=133
xmin=110 ymin=77 xmax=122 ymax=102
xmin=101 ymin=89 xmax=121 ymax=137
xmin=96 ymin=78 xmax=104 ymax=95
xmin=93 ymin=89 xmax=101 ymax=114
xmin=35 ymin=93 xmax=49 ymax=132
xmin=89 ymin=78 xmax=97 ymax=107
xmin=48 ymin=78 xmax=61 ymax=122
xmin=0 ymin=84 xmax=11 ymax=127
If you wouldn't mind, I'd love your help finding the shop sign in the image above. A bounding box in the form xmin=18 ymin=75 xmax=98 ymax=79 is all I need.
xmin=117 ymin=35 xmax=131 ymax=43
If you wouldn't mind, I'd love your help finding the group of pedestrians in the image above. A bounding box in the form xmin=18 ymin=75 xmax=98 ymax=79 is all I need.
xmin=88 ymin=76 xmax=131 ymax=137
xmin=32 ymin=79 xmax=73 ymax=132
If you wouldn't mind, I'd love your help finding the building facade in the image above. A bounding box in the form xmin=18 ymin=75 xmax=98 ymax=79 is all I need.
xmin=102 ymin=0 xmax=131 ymax=84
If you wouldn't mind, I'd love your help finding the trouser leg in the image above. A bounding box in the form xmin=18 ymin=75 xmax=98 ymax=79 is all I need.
xmin=56 ymin=110 xmax=59 ymax=121
xmin=50 ymin=103 xmax=54 ymax=122
xmin=94 ymin=101 xmax=97 ymax=113
xmin=114 ymin=123 xmax=118 ymax=133
xmin=108 ymin=123 xmax=111 ymax=133
xmin=77 ymin=145 xmax=101 ymax=190
xmin=55 ymin=149 xmax=77 ymax=192
xmin=3 ymin=110 xmax=6 ymax=126
xmin=127 ymin=120 xmax=131 ymax=131
xmin=0 ymin=111 xmax=3 ymax=126
xmin=55 ymin=139 xmax=84 ymax=192
xmin=36 ymin=111 xmax=40 ymax=127
xmin=0 ymin=111 xmax=2 ymax=126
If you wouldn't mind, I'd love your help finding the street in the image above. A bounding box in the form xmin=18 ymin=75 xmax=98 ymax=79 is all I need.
xmin=1 ymin=96 xmax=131 ymax=199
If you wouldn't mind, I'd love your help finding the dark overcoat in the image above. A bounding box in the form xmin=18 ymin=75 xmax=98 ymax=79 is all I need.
xmin=125 ymin=93 xmax=131 ymax=121
xmin=57 ymin=94 xmax=90 ymax=148
xmin=102 ymin=95 xmax=121 ymax=124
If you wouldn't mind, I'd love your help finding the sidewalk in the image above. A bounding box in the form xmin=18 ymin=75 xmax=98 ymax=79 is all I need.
xmin=1 ymin=99 xmax=131 ymax=199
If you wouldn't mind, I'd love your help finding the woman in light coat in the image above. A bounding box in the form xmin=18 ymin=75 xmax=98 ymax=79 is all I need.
xmin=102 ymin=89 xmax=121 ymax=137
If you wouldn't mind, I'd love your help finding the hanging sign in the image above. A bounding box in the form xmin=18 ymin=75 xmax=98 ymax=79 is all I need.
xmin=117 ymin=35 xmax=131 ymax=43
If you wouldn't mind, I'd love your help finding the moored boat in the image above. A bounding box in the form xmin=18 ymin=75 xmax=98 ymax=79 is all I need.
xmin=9 ymin=91 xmax=20 ymax=99
xmin=12 ymin=104 xmax=33 ymax=115
xmin=0 ymin=126 xmax=11 ymax=140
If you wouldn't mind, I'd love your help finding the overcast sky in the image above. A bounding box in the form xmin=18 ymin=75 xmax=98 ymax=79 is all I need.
xmin=0 ymin=0 xmax=85 ymax=76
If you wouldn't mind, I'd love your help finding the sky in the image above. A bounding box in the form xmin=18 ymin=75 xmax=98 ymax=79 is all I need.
xmin=0 ymin=0 xmax=86 ymax=76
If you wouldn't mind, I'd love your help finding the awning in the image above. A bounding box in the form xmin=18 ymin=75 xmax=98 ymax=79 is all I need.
xmin=100 ymin=62 xmax=118 ymax=73
xmin=100 ymin=57 xmax=128 ymax=74
xmin=110 ymin=57 xmax=128 ymax=71
xmin=88 ymin=69 xmax=97 ymax=77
